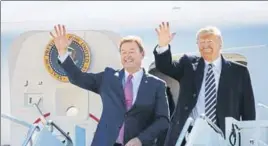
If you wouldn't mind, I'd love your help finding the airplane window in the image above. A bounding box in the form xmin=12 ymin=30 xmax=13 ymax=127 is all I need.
xmin=66 ymin=106 xmax=79 ymax=116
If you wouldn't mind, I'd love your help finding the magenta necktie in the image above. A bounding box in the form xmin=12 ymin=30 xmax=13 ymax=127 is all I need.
xmin=117 ymin=75 xmax=133 ymax=144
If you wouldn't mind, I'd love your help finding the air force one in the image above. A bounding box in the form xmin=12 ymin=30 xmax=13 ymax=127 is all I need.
xmin=2 ymin=29 xmax=267 ymax=146
xmin=2 ymin=1 xmax=268 ymax=146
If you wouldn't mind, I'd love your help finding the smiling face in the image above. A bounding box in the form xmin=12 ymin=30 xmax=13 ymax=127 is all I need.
xmin=119 ymin=36 xmax=144 ymax=74
xmin=196 ymin=27 xmax=223 ymax=62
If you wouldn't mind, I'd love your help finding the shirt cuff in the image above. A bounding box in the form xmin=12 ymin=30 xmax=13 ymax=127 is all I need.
xmin=58 ymin=51 xmax=71 ymax=63
xmin=156 ymin=45 xmax=169 ymax=54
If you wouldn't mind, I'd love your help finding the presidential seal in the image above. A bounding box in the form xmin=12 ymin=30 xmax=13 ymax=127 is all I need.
xmin=44 ymin=34 xmax=91 ymax=82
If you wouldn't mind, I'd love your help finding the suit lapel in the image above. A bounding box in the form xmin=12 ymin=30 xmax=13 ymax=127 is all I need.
xmin=128 ymin=68 xmax=148 ymax=112
xmin=114 ymin=69 xmax=126 ymax=110
xmin=195 ymin=57 xmax=205 ymax=96
xmin=216 ymin=56 xmax=231 ymax=120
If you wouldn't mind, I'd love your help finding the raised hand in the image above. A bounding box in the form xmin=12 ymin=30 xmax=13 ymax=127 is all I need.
xmin=50 ymin=24 xmax=73 ymax=56
xmin=155 ymin=22 xmax=176 ymax=47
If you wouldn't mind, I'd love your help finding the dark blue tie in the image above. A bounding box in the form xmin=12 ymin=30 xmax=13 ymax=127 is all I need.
xmin=205 ymin=64 xmax=217 ymax=124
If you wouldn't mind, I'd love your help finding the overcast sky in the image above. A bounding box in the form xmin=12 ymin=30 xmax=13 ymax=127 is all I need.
xmin=2 ymin=1 xmax=268 ymax=32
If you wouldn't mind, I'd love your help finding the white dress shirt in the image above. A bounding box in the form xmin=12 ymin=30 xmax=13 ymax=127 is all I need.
xmin=190 ymin=56 xmax=222 ymax=120
xmin=156 ymin=45 xmax=222 ymax=121
xmin=123 ymin=69 xmax=144 ymax=104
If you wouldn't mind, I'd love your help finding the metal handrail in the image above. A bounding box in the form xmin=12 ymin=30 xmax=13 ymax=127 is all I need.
xmin=1 ymin=113 xmax=40 ymax=146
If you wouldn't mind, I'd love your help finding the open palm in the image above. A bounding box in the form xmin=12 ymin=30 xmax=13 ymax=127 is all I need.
xmin=155 ymin=22 xmax=176 ymax=47
xmin=50 ymin=24 xmax=72 ymax=56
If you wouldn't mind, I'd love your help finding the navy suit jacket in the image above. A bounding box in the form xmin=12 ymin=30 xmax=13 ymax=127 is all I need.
xmin=59 ymin=56 xmax=170 ymax=146
xmin=153 ymin=45 xmax=256 ymax=146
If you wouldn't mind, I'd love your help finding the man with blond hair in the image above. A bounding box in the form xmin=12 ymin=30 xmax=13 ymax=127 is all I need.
xmin=153 ymin=22 xmax=256 ymax=145
xmin=50 ymin=24 xmax=170 ymax=146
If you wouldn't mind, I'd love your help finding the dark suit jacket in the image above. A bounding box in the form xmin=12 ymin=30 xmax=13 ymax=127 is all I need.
xmin=59 ymin=56 xmax=170 ymax=146
xmin=153 ymin=45 xmax=256 ymax=146
xmin=156 ymin=87 xmax=175 ymax=146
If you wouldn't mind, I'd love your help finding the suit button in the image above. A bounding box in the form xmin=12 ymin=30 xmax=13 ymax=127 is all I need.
xmin=184 ymin=106 xmax=188 ymax=110
xmin=176 ymin=121 xmax=180 ymax=125
xmin=193 ymin=93 xmax=196 ymax=98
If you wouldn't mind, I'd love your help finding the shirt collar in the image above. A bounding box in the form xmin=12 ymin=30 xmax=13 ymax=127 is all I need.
xmin=204 ymin=56 xmax=222 ymax=71
xmin=124 ymin=68 xmax=143 ymax=81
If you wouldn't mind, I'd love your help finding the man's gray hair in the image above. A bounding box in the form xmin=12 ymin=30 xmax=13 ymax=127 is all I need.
xmin=196 ymin=26 xmax=223 ymax=45
xmin=196 ymin=26 xmax=222 ymax=39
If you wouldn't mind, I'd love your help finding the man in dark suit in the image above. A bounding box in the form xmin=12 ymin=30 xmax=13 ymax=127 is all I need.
xmin=50 ymin=24 xmax=170 ymax=146
xmin=153 ymin=22 xmax=256 ymax=146
xmin=156 ymin=86 xmax=175 ymax=146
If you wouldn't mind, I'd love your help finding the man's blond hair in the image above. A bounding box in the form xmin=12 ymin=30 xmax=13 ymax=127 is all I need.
xmin=119 ymin=35 xmax=144 ymax=52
